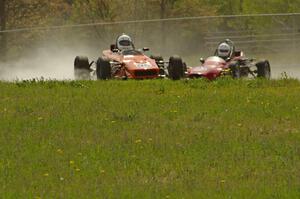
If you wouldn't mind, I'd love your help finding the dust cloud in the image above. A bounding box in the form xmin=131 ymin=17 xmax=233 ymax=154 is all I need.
xmin=0 ymin=41 xmax=100 ymax=81
xmin=260 ymin=52 xmax=299 ymax=79
xmin=0 ymin=48 xmax=74 ymax=81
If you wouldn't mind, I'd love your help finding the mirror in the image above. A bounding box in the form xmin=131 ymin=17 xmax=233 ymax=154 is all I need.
xmin=200 ymin=58 xmax=205 ymax=64
xmin=110 ymin=44 xmax=116 ymax=51
xmin=143 ymin=47 xmax=150 ymax=52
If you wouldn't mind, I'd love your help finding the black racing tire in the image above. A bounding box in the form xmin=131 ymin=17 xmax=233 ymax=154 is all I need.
xmin=74 ymin=56 xmax=90 ymax=70
xmin=183 ymin=62 xmax=187 ymax=72
xmin=229 ymin=61 xmax=241 ymax=78
xmin=256 ymin=60 xmax=271 ymax=79
xmin=168 ymin=55 xmax=184 ymax=80
xmin=74 ymin=56 xmax=90 ymax=80
xmin=96 ymin=57 xmax=111 ymax=80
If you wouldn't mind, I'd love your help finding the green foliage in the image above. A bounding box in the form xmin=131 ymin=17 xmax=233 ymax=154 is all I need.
xmin=71 ymin=0 xmax=116 ymax=23
xmin=2 ymin=0 xmax=300 ymax=60
xmin=1 ymin=79 xmax=300 ymax=198
xmin=3 ymin=0 xmax=300 ymax=30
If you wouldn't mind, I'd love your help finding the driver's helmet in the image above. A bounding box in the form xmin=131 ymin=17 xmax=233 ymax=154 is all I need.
xmin=216 ymin=39 xmax=234 ymax=60
xmin=116 ymin=34 xmax=134 ymax=51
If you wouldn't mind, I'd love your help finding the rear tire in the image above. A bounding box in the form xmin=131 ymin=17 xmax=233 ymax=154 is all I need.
xmin=74 ymin=56 xmax=90 ymax=80
xmin=168 ymin=55 xmax=184 ymax=80
xmin=256 ymin=60 xmax=271 ymax=79
xmin=229 ymin=61 xmax=241 ymax=78
xmin=96 ymin=57 xmax=111 ymax=80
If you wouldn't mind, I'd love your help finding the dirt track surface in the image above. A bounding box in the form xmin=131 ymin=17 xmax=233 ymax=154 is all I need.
xmin=0 ymin=47 xmax=298 ymax=81
xmin=0 ymin=62 xmax=298 ymax=81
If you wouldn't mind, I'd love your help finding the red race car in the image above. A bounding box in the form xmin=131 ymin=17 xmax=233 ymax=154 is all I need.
xmin=186 ymin=39 xmax=271 ymax=80
xmin=74 ymin=34 xmax=185 ymax=80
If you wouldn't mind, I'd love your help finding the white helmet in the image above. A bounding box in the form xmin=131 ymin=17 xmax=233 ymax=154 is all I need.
xmin=217 ymin=42 xmax=232 ymax=60
xmin=116 ymin=34 xmax=134 ymax=51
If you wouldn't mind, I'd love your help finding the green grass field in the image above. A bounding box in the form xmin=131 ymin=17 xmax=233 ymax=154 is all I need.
xmin=1 ymin=78 xmax=300 ymax=198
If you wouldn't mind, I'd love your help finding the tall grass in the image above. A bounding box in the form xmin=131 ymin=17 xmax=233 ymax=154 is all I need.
xmin=1 ymin=78 xmax=300 ymax=198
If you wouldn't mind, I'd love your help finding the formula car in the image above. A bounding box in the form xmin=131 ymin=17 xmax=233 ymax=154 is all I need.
xmin=74 ymin=34 xmax=185 ymax=80
xmin=186 ymin=39 xmax=271 ymax=80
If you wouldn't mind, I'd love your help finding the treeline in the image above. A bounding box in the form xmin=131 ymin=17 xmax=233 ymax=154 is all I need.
xmin=1 ymin=0 xmax=300 ymax=60
xmin=1 ymin=0 xmax=300 ymax=29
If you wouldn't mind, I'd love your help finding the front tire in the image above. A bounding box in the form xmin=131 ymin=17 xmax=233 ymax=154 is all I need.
xmin=256 ymin=60 xmax=271 ymax=79
xmin=74 ymin=56 xmax=90 ymax=80
xmin=96 ymin=57 xmax=111 ymax=80
xmin=168 ymin=56 xmax=184 ymax=80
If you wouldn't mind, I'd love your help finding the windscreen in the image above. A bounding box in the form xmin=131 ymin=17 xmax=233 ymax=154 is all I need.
xmin=122 ymin=50 xmax=143 ymax=56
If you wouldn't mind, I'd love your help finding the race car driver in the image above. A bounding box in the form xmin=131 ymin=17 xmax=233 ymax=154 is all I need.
xmin=215 ymin=39 xmax=235 ymax=61
xmin=116 ymin=34 xmax=135 ymax=51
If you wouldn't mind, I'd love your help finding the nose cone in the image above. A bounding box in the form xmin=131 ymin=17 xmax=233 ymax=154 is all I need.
xmin=124 ymin=55 xmax=157 ymax=69
xmin=122 ymin=55 xmax=159 ymax=79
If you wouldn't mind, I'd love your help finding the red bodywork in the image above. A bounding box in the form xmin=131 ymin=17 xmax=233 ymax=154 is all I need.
xmin=103 ymin=50 xmax=160 ymax=79
xmin=187 ymin=52 xmax=244 ymax=80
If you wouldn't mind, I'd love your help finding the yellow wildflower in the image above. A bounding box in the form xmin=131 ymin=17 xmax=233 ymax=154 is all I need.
xmin=57 ymin=149 xmax=63 ymax=154
xmin=135 ymin=139 xmax=142 ymax=144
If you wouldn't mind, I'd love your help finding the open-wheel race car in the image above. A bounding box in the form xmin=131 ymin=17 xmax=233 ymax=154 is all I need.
xmin=186 ymin=39 xmax=271 ymax=80
xmin=74 ymin=34 xmax=185 ymax=80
